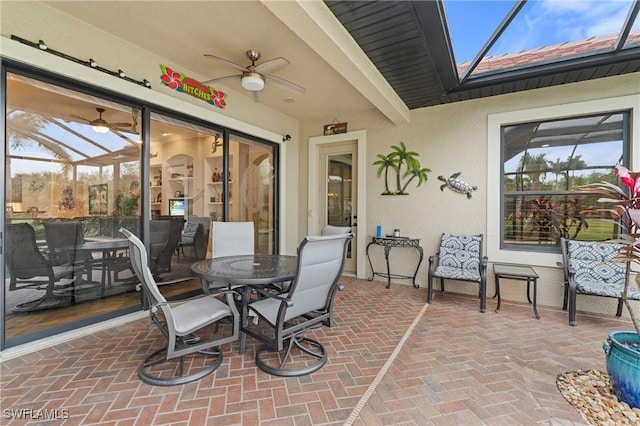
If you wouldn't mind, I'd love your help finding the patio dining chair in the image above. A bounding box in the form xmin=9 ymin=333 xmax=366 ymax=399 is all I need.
xmin=120 ymin=228 xmax=239 ymax=386
xmin=6 ymin=223 xmax=79 ymax=312
xmin=176 ymin=222 xmax=205 ymax=261
xmin=43 ymin=220 xmax=93 ymax=283
xmin=320 ymin=225 xmax=352 ymax=235
xmin=202 ymin=221 xmax=255 ymax=293
xmin=427 ymin=233 xmax=488 ymax=312
xmin=241 ymin=233 xmax=353 ymax=377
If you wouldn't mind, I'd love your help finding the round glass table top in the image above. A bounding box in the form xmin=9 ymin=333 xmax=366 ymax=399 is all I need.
xmin=191 ymin=254 xmax=297 ymax=285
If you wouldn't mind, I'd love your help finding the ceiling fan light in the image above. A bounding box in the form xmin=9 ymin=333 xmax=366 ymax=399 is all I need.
xmin=242 ymin=72 xmax=264 ymax=91
xmin=92 ymin=124 xmax=110 ymax=133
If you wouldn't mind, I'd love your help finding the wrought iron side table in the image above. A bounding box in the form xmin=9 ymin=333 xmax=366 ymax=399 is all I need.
xmin=493 ymin=263 xmax=540 ymax=319
xmin=366 ymin=237 xmax=423 ymax=289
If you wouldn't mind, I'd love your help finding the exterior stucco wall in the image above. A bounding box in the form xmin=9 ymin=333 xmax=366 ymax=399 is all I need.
xmin=299 ymin=73 xmax=640 ymax=318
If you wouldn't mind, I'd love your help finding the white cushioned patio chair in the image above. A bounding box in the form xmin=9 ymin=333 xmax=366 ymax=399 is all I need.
xmin=320 ymin=225 xmax=352 ymax=235
xmin=559 ymin=238 xmax=640 ymax=326
xmin=241 ymin=233 xmax=353 ymax=377
xmin=202 ymin=221 xmax=255 ymax=293
xmin=427 ymin=233 xmax=488 ymax=312
xmin=120 ymin=228 xmax=239 ymax=386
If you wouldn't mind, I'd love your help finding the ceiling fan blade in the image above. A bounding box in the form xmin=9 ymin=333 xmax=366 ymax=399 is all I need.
xmin=109 ymin=122 xmax=133 ymax=128
xmin=70 ymin=114 xmax=90 ymax=123
xmin=264 ymin=74 xmax=306 ymax=94
xmin=254 ymin=57 xmax=290 ymax=75
xmin=201 ymin=74 xmax=241 ymax=86
xmin=203 ymin=54 xmax=248 ymax=73
xmin=252 ymin=90 xmax=263 ymax=103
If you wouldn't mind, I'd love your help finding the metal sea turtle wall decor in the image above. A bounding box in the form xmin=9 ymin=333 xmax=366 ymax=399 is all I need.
xmin=438 ymin=172 xmax=477 ymax=199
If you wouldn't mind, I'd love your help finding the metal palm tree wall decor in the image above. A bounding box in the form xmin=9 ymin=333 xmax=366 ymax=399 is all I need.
xmin=373 ymin=142 xmax=430 ymax=195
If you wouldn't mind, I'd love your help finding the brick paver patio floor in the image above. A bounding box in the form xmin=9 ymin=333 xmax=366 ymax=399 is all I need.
xmin=2 ymin=276 xmax=631 ymax=425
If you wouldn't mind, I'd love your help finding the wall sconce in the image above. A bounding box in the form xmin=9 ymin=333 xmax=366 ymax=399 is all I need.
xmin=282 ymin=134 xmax=291 ymax=143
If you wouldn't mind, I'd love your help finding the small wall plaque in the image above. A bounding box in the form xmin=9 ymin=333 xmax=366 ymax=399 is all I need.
xmin=323 ymin=122 xmax=347 ymax=135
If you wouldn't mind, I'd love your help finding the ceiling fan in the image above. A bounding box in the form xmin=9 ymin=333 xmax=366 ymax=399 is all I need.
xmin=203 ymin=49 xmax=305 ymax=102
xmin=73 ymin=108 xmax=133 ymax=133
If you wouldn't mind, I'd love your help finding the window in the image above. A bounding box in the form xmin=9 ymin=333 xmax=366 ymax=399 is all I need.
xmin=501 ymin=112 xmax=628 ymax=251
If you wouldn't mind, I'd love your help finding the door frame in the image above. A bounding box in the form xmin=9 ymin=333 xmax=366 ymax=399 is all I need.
xmin=308 ymin=130 xmax=366 ymax=279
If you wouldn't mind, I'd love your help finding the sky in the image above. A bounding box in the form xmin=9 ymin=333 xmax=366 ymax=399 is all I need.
xmin=443 ymin=0 xmax=638 ymax=63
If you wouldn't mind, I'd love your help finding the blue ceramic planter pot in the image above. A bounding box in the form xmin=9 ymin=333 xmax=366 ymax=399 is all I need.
xmin=603 ymin=330 xmax=640 ymax=409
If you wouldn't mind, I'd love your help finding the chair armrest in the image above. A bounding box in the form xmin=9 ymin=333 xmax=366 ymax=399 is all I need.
xmin=428 ymin=252 xmax=440 ymax=265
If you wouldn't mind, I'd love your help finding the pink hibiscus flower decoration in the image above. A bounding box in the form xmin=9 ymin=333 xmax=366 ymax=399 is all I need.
xmin=161 ymin=67 xmax=183 ymax=90
xmin=210 ymin=89 xmax=226 ymax=108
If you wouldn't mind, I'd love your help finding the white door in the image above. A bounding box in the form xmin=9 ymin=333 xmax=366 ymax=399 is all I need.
xmin=319 ymin=142 xmax=357 ymax=273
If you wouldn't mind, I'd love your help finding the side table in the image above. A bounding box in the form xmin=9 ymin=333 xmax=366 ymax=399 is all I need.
xmin=493 ymin=263 xmax=540 ymax=319
xmin=366 ymin=237 xmax=423 ymax=289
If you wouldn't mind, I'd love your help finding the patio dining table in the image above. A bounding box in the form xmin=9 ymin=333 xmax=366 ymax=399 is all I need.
xmin=55 ymin=238 xmax=130 ymax=297
xmin=191 ymin=254 xmax=298 ymax=353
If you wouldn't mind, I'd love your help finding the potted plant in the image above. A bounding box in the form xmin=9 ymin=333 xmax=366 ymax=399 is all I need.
xmin=579 ymin=164 xmax=640 ymax=408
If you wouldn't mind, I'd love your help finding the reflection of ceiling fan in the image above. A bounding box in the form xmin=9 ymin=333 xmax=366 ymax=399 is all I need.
xmin=203 ymin=49 xmax=305 ymax=102
xmin=73 ymin=108 xmax=133 ymax=133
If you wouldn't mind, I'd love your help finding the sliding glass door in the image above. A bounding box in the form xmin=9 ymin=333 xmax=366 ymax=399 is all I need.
xmin=4 ymin=71 xmax=143 ymax=347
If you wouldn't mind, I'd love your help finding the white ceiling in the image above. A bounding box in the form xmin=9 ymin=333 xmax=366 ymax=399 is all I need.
xmin=42 ymin=1 xmax=406 ymax=124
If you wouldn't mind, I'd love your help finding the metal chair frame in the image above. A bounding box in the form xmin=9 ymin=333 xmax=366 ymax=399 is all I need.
xmin=120 ymin=228 xmax=239 ymax=386
xmin=241 ymin=233 xmax=353 ymax=377
xmin=427 ymin=233 xmax=488 ymax=312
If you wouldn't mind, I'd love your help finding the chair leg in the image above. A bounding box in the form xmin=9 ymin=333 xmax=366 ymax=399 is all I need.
xmin=138 ymin=347 xmax=223 ymax=386
xmin=616 ymin=298 xmax=623 ymax=317
xmin=255 ymin=335 xmax=327 ymax=377
xmin=569 ymin=288 xmax=578 ymax=326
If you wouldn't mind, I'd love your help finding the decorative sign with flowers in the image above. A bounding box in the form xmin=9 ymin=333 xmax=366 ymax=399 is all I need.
xmin=160 ymin=65 xmax=227 ymax=109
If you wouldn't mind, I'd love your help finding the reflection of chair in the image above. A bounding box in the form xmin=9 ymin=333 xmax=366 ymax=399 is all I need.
xmin=149 ymin=219 xmax=184 ymax=277
xmin=176 ymin=222 xmax=205 ymax=261
xmin=202 ymin=221 xmax=255 ymax=293
xmin=427 ymin=233 xmax=488 ymax=312
xmin=559 ymin=238 xmax=640 ymax=326
xmin=321 ymin=225 xmax=352 ymax=235
xmin=120 ymin=228 xmax=239 ymax=386
xmin=241 ymin=233 xmax=353 ymax=376
xmin=43 ymin=221 xmax=92 ymax=282
xmin=6 ymin=223 xmax=77 ymax=311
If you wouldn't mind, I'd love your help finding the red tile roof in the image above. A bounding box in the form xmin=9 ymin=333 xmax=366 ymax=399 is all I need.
xmin=458 ymin=31 xmax=640 ymax=76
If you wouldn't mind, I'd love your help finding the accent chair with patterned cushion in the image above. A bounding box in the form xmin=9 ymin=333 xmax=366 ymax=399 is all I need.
xmin=427 ymin=233 xmax=488 ymax=312
xmin=559 ymin=238 xmax=640 ymax=326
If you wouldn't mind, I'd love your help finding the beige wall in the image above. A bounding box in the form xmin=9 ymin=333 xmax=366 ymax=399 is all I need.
xmin=0 ymin=0 xmax=302 ymax=251
xmin=299 ymin=73 xmax=640 ymax=318
xmin=2 ymin=0 xmax=639 ymax=317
